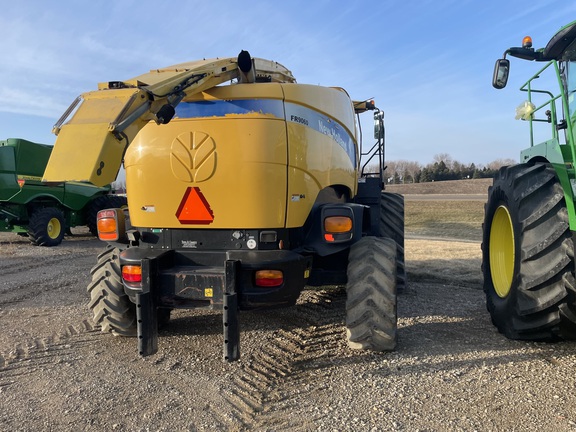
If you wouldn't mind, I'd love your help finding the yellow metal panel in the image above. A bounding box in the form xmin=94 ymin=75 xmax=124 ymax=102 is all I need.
xmin=124 ymin=116 xmax=288 ymax=229
xmin=44 ymin=88 xmax=151 ymax=185
xmin=282 ymin=84 xmax=357 ymax=140
xmin=43 ymin=122 xmax=128 ymax=185
xmin=44 ymin=59 xmax=290 ymax=187
xmin=182 ymin=82 xmax=286 ymax=102
xmin=285 ymin=122 xmax=357 ymax=227
xmin=282 ymin=85 xmax=358 ymax=227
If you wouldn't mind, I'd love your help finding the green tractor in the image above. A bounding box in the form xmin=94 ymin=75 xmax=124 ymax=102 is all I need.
xmin=484 ymin=20 xmax=576 ymax=340
xmin=0 ymin=138 xmax=126 ymax=246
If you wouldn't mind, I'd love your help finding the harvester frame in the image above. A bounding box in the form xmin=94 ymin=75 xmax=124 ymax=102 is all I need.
xmin=44 ymin=51 xmax=405 ymax=361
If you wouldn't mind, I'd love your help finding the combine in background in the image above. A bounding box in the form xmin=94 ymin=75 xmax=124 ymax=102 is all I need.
xmin=0 ymin=138 xmax=126 ymax=246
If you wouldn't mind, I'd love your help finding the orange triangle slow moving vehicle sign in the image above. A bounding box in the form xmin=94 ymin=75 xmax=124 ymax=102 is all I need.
xmin=176 ymin=187 xmax=214 ymax=224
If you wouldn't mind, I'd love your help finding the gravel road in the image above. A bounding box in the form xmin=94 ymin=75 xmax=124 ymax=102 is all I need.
xmin=1 ymin=229 xmax=576 ymax=431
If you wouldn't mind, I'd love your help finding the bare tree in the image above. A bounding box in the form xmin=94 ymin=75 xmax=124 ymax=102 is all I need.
xmin=433 ymin=153 xmax=454 ymax=170
xmin=404 ymin=161 xmax=421 ymax=183
xmin=487 ymin=159 xmax=516 ymax=170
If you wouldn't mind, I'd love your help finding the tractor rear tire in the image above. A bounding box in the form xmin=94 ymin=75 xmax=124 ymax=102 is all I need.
xmin=27 ymin=207 xmax=66 ymax=246
xmin=482 ymin=163 xmax=576 ymax=340
xmin=380 ymin=192 xmax=406 ymax=292
xmin=87 ymin=195 xmax=128 ymax=236
xmin=88 ymin=247 xmax=137 ymax=337
xmin=346 ymin=236 xmax=397 ymax=351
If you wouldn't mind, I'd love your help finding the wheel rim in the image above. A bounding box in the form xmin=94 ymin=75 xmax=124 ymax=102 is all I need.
xmin=47 ymin=217 xmax=62 ymax=240
xmin=489 ymin=205 xmax=515 ymax=298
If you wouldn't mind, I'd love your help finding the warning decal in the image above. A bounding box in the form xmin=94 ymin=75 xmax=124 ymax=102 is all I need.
xmin=175 ymin=187 xmax=214 ymax=224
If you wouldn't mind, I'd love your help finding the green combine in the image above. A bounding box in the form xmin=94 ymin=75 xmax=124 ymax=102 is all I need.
xmin=484 ymin=20 xmax=576 ymax=340
xmin=0 ymin=138 xmax=126 ymax=246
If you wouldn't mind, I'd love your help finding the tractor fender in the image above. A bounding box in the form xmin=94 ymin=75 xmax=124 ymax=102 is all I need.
xmin=524 ymin=155 xmax=576 ymax=231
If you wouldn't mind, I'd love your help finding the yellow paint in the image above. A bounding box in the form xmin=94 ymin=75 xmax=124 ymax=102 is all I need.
xmin=124 ymin=82 xmax=358 ymax=229
xmin=122 ymin=82 xmax=359 ymax=229
xmin=489 ymin=205 xmax=515 ymax=298
xmin=47 ymin=217 xmax=62 ymax=240
xmin=44 ymin=88 xmax=151 ymax=186
xmin=44 ymin=56 xmax=294 ymax=187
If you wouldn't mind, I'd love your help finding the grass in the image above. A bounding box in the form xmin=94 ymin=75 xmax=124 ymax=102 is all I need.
xmin=401 ymin=189 xmax=486 ymax=288
xmin=386 ymin=178 xmax=492 ymax=195
xmin=405 ymin=200 xmax=484 ymax=242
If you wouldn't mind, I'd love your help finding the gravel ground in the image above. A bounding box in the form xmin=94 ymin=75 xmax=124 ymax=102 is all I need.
xmin=1 ymin=228 xmax=576 ymax=431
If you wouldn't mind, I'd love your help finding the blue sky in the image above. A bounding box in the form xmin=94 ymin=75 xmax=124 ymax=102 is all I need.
xmin=0 ymin=1 xmax=575 ymax=166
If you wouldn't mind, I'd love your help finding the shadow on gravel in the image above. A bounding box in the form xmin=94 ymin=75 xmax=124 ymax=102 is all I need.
xmin=407 ymin=257 xmax=483 ymax=289
xmin=161 ymin=292 xmax=347 ymax=338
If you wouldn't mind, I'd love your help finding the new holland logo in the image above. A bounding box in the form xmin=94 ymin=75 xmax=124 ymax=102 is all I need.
xmin=170 ymin=131 xmax=216 ymax=183
xmin=175 ymin=187 xmax=214 ymax=224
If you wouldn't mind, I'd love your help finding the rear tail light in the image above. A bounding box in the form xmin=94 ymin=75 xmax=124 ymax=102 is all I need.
xmin=255 ymin=270 xmax=284 ymax=287
xmin=97 ymin=208 xmax=126 ymax=241
xmin=323 ymin=215 xmax=353 ymax=242
xmin=122 ymin=265 xmax=142 ymax=283
xmin=324 ymin=216 xmax=353 ymax=233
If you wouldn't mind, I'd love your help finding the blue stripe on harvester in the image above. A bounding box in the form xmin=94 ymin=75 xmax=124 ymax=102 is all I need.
xmin=175 ymin=99 xmax=284 ymax=119
xmin=175 ymin=99 xmax=356 ymax=166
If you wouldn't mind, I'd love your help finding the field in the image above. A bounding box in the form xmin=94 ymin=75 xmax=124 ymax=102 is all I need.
xmin=386 ymin=178 xmax=492 ymax=195
xmin=388 ymin=178 xmax=489 ymax=241
xmin=405 ymin=200 xmax=485 ymax=241
xmin=396 ymin=180 xmax=486 ymax=289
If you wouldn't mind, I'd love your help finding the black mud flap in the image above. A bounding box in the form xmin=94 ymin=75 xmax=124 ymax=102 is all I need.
xmin=137 ymin=258 xmax=159 ymax=357
xmin=223 ymin=260 xmax=241 ymax=361
xmin=136 ymin=257 xmax=242 ymax=361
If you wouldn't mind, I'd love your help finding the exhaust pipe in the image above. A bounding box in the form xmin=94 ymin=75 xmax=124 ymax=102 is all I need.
xmin=237 ymin=50 xmax=256 ymax=83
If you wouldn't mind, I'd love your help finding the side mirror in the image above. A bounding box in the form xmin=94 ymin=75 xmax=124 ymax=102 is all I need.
xmin=373 ymin=111 xmax=384 ymax=140
xmin=492 ymin=58 xmax=510 ymax=89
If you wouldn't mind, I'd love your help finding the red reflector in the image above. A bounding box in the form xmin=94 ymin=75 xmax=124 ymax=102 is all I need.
xmin=17 ymin=179 xmax=25 ymax=188
xmin=324 ymin=233 xmax=335 ymax=242
xmin=122 ymin=265 xmax=142 ymax=283
xmin=255 ymin=270 xmax=283 ymax=287
xmin=176 ymin=187 xmax=214 ymax=224
xmin=98 ymin=209 xmax=116 ymax=219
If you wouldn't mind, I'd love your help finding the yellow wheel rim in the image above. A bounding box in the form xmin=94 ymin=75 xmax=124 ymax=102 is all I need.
xmin=47 ymin=217 xmax=62 ymax=240
xmin=489 ymin=205 xmax=515 ymax=298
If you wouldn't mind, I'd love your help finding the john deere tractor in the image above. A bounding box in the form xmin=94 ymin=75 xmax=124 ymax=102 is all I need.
xmin=485 ymin=20 xmax=576 ymax=340
xmin=42 ymin=51 xmax=405 ymax=360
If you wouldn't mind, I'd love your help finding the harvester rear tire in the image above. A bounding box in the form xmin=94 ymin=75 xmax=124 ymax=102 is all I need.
xmin=346 ymin=236 xmax=397 ymax=351
xmin=27 ymin=207 xmax=66 ymax=246
xmin=88 ymin=247 xmax=137 ymax=337
xmin=380 ymin=192 xmax=406 ymax=292
xmin=482 ymin=162 xmax=576 ymax=340
xmin=87 ymin=195 xmax=128 ymax=236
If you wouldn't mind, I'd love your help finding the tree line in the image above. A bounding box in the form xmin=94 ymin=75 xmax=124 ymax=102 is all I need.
xmin=371 ymin=153 xmax=516 ymax=184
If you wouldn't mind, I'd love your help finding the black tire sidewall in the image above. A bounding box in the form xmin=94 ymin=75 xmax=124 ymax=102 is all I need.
xmin=482 ymin=170 xmax=522 ymax=334
xmin=28 ymin=207 xmax=66 ymax=246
